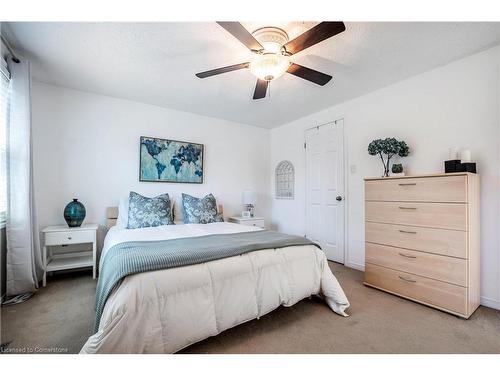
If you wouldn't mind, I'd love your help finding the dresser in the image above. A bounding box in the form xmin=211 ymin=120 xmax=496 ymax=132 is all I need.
xmin=363 ymin=172 xmax=480 ymax=318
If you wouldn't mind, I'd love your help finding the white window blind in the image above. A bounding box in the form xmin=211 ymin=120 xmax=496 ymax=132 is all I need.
xmin=0 ymin=59 xmax=9 ymax=226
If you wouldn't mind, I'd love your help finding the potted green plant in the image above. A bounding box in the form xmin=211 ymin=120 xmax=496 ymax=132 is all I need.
xmin=391 ymin=163 xmax=404 ymax=176
xmin=368 ymin=138 xmax=410 ymax=177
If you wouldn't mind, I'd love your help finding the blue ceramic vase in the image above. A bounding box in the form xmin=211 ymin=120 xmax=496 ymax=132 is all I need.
xmin=64 ymin=198 xmax=86 ymax=227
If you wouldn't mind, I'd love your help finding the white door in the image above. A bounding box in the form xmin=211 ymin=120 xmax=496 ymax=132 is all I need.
xmin=305 ymin=120 xmax=345 ymax=263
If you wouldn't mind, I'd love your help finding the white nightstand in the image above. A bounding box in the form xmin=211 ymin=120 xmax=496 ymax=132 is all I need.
xmin=41 ymin=223 xmax=98 ymax=286
xmin=228 ymin=217 xmax=265 ymax=228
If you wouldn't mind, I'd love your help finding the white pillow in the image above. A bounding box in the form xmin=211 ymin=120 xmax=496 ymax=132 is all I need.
xmin=115 ymin=197 xmax=129 ymax=228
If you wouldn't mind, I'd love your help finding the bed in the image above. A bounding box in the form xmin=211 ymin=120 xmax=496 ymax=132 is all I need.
xmin=80 ymin=205 xmax=350 ymax=354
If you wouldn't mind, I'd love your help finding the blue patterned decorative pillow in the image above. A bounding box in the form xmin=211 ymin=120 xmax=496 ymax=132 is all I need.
xmin=181 ymin=193 xmax=223 ymax=224
xmin=127 ymin=192 xmax=174 ymax=229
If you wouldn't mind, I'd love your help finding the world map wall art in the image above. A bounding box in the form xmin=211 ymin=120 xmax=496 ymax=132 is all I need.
xmin=139 ymin=136 xmax=204 ymax=183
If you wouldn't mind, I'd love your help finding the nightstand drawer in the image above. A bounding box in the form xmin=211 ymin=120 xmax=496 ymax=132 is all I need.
xmin=228 ymin=217 xmax=265 ymax=228
xmin=45 ymin=230 xmax=95 ymax=246
xmin=240 ymin=219 xmax=265 ymax=228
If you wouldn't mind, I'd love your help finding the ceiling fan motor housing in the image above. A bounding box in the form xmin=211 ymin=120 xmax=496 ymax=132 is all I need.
xmin=252 ymin=27 xmax=289 ymax=54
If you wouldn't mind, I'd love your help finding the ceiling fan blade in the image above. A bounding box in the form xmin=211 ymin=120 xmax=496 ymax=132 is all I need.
xmin=283 ymin=22 xmax=346 ymax=55
xmin=253 ymin=79 xmax=269 ymax=100
xmin=195 ymin=62 xmax=250 ymax=78
xmin=217 ymin=22 xmax=263 ymax=52
xmin=287 ymin=63 xmax=332 ymax=86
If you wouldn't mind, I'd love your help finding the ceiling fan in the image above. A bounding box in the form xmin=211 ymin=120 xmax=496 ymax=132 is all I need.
xmin=195 ymin=22 xmax=346 ymax=99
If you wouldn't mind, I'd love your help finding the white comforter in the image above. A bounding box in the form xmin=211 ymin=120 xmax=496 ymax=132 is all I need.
xmin=81 ymin=223 xmax=350 ymax=353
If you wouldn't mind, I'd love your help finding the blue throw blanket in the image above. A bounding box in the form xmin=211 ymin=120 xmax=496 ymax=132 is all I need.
xmin=94 ymin=230 xmax=319 ymax=331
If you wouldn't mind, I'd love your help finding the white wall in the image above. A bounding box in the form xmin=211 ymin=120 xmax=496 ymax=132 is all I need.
xmin=32 ymin=83 xmax=271 ymax=249
xmin=32 ymin=45 xmax=500 ymax=310
xmin=270 ymin=45 xmax=500 ymax=309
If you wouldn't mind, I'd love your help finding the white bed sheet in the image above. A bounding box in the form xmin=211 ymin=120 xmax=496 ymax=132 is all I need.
xmin=82 ymin=222 xmax=350 ymax=353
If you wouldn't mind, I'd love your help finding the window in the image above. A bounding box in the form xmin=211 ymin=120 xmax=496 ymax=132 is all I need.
xmin=275 ymin=160 xmax=294 ymax=199
xmin=0 ymin=57 xmax=9 ymax=226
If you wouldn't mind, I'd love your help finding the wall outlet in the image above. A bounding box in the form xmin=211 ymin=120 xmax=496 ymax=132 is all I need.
xmin=350 ymin=165 xmax=357 ymax=174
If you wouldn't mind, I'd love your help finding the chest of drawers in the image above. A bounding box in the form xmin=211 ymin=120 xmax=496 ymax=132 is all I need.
xmin=363 ymin=172 xmax=480 ymax=318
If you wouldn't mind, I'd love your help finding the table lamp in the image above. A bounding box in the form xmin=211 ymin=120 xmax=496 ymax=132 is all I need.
xmin=242 ymin=190 xmax=257 ymax=217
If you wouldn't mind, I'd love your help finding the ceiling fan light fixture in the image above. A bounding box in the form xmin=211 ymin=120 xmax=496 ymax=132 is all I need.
xmin=249 ymin=52 xmax=291 ymax=81
xmin=198 ymin=22 xmax=345 ymax=99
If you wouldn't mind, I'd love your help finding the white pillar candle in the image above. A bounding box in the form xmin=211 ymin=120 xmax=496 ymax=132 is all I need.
xmin=460 ymin=149 xmax=472 ymax=163
xmin=448 ymin=147 xmax=458 ymax=160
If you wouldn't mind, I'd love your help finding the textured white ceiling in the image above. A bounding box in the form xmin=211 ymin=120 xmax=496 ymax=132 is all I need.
xmin=4 ymin=22 xmax=500 ymax=128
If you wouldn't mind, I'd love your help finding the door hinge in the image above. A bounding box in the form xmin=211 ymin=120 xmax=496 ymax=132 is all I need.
xmin=304 ymin=142 xmax=307 ymax=149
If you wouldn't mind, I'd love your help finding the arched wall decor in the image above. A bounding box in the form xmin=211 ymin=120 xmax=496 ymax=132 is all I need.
xmin=275 ymin=160 xmax=294 ymax=199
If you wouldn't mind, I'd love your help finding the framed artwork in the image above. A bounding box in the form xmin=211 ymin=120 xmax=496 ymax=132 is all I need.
xmin=139 ymin=136 xmax=204 ymax=183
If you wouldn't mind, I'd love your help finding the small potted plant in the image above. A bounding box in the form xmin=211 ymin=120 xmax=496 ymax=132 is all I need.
xmin=391 ymin=163 xmax=404 ymax=176
xmin=368 ymin=138 xmax=410 ymax=177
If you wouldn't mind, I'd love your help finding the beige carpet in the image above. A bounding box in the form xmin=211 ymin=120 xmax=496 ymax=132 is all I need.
xmin=1 ymin=263 xmax=499 ymax=354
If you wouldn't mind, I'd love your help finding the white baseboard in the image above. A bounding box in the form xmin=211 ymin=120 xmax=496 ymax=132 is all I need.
xmin=480 ymin=296 xmax=500 ymax=310
xmin=345 ymin=261 xmax=365 ymax=271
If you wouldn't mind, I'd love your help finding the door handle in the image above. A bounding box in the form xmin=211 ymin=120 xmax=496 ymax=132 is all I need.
xmin=336 ymin=196 xmax=342 ymax=201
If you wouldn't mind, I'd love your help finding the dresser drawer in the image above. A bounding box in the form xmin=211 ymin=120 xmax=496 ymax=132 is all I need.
xmin=365 ymin=263 xmax=467 ymax=315
xmin=365 ymin=175 xmax=467 ymax=203
xmin=365 ymin=222 xmax=467 ymax=258
xmin=365 ymin=201 xmax=467 ymax=231
xmin=365 ymin=243 xmax=467 ymax=286
xmin=45 ymin=230 xmax=95 ymax=246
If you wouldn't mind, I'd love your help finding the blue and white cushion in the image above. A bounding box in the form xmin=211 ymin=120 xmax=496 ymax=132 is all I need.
xmin=127 ymin=192 xmax=174 ymax=229
xmin=181 ymin=193 xmax=223 ymax=224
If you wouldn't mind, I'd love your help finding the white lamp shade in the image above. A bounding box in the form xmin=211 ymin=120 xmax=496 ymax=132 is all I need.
xmin=242 ymin=190 xmax=257 ymax=205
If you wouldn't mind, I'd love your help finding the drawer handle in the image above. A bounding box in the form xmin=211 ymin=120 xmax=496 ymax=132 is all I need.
xmin=398 ymin=252 xmax=417 ymax=259
xmin=398 ymin=276 xmax=416 ymax=283
xmin=67 ymin=237 xmax=72 ymax=240
xmin=398 ymin=183 xmax=417 ymax=186
xmin=398 ymin=206 xmax=417 ymax=210
xmin=399 ymin=229 xmax=417 ymax=234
